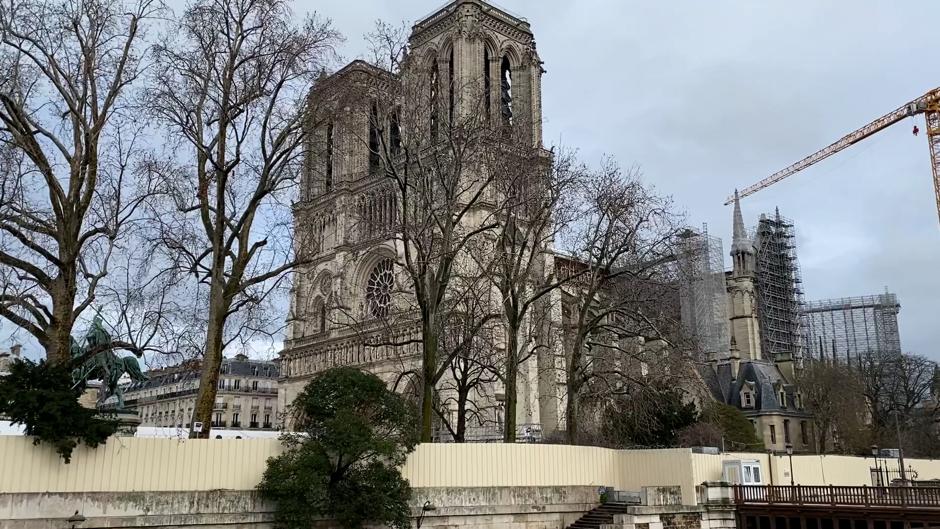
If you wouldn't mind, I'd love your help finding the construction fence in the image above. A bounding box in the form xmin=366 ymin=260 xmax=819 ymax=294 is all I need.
xmin=1 ymin=437 xmax=939 ymax=506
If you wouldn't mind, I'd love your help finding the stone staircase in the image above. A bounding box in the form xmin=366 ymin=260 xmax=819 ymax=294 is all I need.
xmin=566 ymin=503 xmax=633 ymax=529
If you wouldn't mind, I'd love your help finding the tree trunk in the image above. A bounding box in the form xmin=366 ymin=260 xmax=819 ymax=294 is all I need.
xmin=503 ymin=326 xmax=519 ymax=443
xmin=455 ymin=388 xmax=467 ymax=443
xmin=421 ymin=320 xmax=438 ymax=442
xmin=566 ymin=338 xmax=583 ymax=444
xmin=565 ymin=381 xmax=580 ymax=444
xmin=191 ymin=282 xmax=227 ymax=439
xmin=46 ymin=274 xmax=78 ymax=365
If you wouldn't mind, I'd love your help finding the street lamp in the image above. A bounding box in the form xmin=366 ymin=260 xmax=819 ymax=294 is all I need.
xmin=416 ymin=500 xmax=436 ymax=529
xmin=785 ymin=443 xmax=795 ymax=486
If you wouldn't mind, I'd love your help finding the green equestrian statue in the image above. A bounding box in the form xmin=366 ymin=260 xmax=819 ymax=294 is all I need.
xmin=70 ymin=313 xmax=148 ymax=409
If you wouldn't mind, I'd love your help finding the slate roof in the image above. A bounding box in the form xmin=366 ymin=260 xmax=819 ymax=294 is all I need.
xmin=125 ymin=356 xmax=278 ymax=392
xmin=701 ymin=359 xmax=809 ymax=417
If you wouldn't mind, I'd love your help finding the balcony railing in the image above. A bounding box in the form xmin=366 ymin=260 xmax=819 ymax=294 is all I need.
xmin=249 ymin=422 xmax=259 ymax=429
xmin=733 ymin=485 xmax=940 ymax=508
xmin=211 ymin=421 xmax=227 ymax=428
xmin=231 ymin=422 xmax=241 ymax=428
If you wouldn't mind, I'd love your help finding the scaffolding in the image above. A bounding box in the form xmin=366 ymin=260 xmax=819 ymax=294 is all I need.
xmin=677 ymin=225 xmax=730 ymax=358
xmin=801 ymin=292 xmax=902 ymax=364
xmin=754 ymin=210 xmax=805 ymax=362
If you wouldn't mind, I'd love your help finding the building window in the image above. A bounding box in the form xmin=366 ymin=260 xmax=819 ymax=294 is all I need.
xmin=366 ymin=258 xmax=394 ymax=318
xmin=252 ymin=380 xmax=259 ymax=391
xmin=500 ymin=55 xmax=513 ymax=128
xmin=770 ymin=424 xmax=777 ymax=445
xmin=429 ymin=58 xmax=439 ymax=140
xmin=218 ymin=379 xmax=225 ymax=389
xmin=389 ymin=112 xmax=401 ymax=158
xmin=779 ymin=390 xmax=787 ymax=408
xmin=801 ymin=421 xmax=809 ymax=445
xmin=325 ymin=122 xmax=334 ymax=192
xmin=448 ymin=47 xmax=455 ymax=125
xmin=368 ymin=102 xmax=380 ymax=174
xmin=783 ymin=419 xmax=791 ymax=444
xmin=742 ymin=391 xmax=753 ymax=408
xmin=232 ymin=413 xmax=240 ymax=427
xmin=264 ymin=414 xmax=271 ymax=427
xmin=234 ymin=379 xmax=240 ymax=390
xmin=483 ymin=48 xmax=491 ymax=120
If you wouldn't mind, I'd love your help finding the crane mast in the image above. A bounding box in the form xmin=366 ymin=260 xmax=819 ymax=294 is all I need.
xmin=726 ymin=88 xmax=940 ymax=226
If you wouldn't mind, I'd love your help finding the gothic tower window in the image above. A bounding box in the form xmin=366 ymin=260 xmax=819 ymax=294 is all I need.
xmin=325 ymin=122 xmax=334 ymax=192
xmin=484 ymin=48 xmax=491 ymax=121
xmin=390 ymin=110 xmax=401 ymax=158
xmin=369 ymin=102 xmax=380 ymax=174
xmin=500 ymin=55 xmax=513 ymax=127
xmin=366 ymin=258 xmax=394 ymax=318
xmin=430 ymin=58 xmax=440 ymax=140
xmin=448 ymin=47 xmax=455 ymax=125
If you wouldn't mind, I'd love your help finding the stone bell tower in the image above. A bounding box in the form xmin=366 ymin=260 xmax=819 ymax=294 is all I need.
xmin=409 ymin=0 xmax=544 ymax=147
xmin=728 ymin=191 xmax=763 ymax=362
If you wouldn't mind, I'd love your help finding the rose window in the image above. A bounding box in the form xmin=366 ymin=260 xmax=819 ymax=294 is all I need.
xmin=366 ymin=259 xmax=394 ymax=318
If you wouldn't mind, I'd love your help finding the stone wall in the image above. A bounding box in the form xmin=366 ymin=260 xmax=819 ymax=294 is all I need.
xmin=600 ymin=505 xmax=736 ymax=529
xmin=0 ymin=486 xmax=599 ymax=529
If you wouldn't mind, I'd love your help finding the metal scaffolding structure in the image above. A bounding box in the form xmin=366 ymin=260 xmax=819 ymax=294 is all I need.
xmin=754 ymin=210 xmax=805 ymax=362
xmin=801 ymin=293 xmax=902 ymax=364
xmin=677 ymin=226 xmax=730 ymax=358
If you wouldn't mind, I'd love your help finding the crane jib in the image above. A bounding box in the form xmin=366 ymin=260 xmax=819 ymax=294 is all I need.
xmin=724 ymin=88 xmax=940 ymax=210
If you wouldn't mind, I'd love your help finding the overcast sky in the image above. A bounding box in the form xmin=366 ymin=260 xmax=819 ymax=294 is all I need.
xmin=5 ymin=1 xmax=938 ymax=362
xmin=313 ymin=0 xmax=939 ymax=358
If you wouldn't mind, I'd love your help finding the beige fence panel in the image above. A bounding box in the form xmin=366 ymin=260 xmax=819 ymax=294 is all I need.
xmin=4 ymin=436 xmax=940 ymax=496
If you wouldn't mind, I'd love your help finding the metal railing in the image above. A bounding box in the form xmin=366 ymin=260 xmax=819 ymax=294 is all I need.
xmin=733 ymin=485 xmax=940 ymax=508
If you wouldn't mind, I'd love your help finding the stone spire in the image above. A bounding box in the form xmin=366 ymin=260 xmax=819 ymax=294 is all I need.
xmin=731 ymin=190 xmax=754 ymax=256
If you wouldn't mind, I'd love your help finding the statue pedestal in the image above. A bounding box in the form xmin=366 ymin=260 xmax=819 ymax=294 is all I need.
xmin=110 ymin=410 xmax=141 ymax=437
xmin=79 ymin=381 xmax=102 ymax=409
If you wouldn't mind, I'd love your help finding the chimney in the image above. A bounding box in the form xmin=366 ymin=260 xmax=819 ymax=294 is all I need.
xmin=10 ymin=344 xmax=21 ymax=358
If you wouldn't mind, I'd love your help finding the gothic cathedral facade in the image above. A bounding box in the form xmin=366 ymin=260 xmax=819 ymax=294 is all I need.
xmin=278 ymin=0 xmax=563 ymax=441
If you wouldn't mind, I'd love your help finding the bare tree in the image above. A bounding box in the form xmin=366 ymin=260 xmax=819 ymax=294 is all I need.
xmin=478 ymin=144 xmax=581 ymax=442
xmin=796 ymin=359 xmax=868 ymax=453
xmin=0 ymin=0 xmax=161 ymax=364
xmin=349 ymin=29 xmax=510 ymax=441
xmin=556 ymin=160 xmax=685 ymax=443
xmin=434 ymin=275 xmax=501 ymax=442
xmin=146 ymin=0 xmax=339 ymax=438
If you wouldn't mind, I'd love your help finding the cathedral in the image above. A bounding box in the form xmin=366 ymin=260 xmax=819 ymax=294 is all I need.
xmin=278 ymin=0 xmax=816 ymax=448
xmin=277 ymin=0 xmax=562 ymax=440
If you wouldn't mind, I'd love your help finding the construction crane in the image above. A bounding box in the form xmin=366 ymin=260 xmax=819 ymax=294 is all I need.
xmin=725 ymin=87 xmax=940 ymax=225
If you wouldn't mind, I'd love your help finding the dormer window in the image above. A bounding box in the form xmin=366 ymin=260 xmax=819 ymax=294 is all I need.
xmin=743 ymin=391 xmax=753 ymax=408
xmin=779 ymin=390 xmax=787 ymax=408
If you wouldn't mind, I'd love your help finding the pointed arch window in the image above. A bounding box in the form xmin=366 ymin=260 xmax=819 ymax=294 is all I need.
xmin=500 ymin=55 xmax=513 ymax=127
xmin=390 ymin=110 xmax=401 ymax=158
xmin=430 ymin=58 xmax=440 ymax=140
xmin=484 ymin=48 xmax=492 ymax=121
xmin=325 ymin=122 xmax=334 ymax=192
xmin=369 ymin=102 xmax=380 ymax=174
xmin=448 ymin=47 xmax=455 ymax=125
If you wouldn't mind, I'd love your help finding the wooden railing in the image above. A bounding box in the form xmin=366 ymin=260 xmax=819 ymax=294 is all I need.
xmin=733 ymin=485 xmax=940 ymax=508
